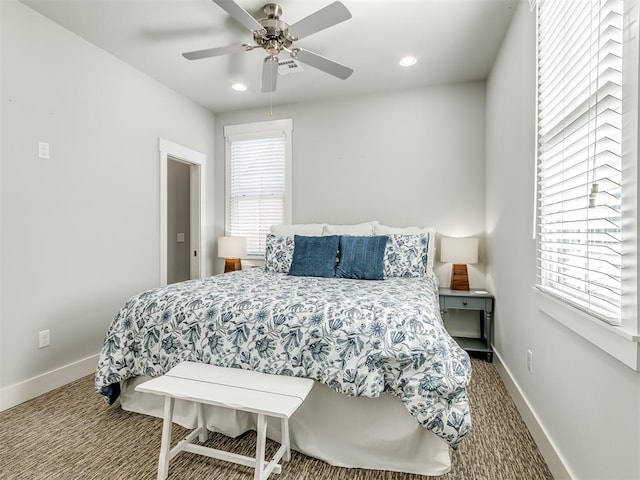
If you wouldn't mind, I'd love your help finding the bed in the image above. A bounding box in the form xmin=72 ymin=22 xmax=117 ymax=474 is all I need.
xmin=95 ymin=223 xmax=472 ymax=476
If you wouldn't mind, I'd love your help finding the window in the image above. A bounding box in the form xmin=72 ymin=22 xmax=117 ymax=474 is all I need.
xmin=536 ymin=0 xmax=623 ymax=325
xmin=224 ymin=119 xmax=292 ymax=257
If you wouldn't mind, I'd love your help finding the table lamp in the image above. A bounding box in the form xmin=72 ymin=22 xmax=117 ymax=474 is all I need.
xmin=218 ymin=236 xmax=247 ymax=273
xmin=440 ymin=237 xmax=478 ymax=290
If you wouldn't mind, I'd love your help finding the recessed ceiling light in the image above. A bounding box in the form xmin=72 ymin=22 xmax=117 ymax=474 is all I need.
xmin=399 ymin=56 xmax=418 ymax=67
xmin=232 ymin=83 xmax=247 ymax=91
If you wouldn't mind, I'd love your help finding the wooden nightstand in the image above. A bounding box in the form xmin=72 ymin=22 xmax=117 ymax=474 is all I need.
xmin=439 ymin=288 xmax=494 ymax=362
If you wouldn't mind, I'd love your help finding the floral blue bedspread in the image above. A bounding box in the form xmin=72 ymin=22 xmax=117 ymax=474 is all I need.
xmin=95 ymin=268 xmax=471 ymax=447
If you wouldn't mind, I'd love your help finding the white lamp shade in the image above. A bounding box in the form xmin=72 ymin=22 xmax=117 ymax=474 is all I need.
xmin=218 ymin=236 xmax=247 ymax=258
xmin=440 ymin=237 xmax=478 ymax=264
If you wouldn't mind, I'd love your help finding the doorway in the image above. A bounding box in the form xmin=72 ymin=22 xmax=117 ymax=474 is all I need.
xmin=167 ymin=159 xmax=191 ymax=284
xmin=159 ymin=138 xmax=206 ymax=286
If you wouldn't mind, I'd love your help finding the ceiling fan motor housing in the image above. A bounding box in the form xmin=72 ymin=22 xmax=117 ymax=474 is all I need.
xmin=263 ymin=3 xmax=282 ymax=18
xmin=253 ymin=3 xmax=293 ymax=57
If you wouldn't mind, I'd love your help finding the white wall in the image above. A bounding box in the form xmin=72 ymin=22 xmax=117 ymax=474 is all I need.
xmin=214 ymin=83 xmax=488 ymax=287
xmin=0 ymin=1 xmax=215 ymax=404
xmin=486 ymin=2 xmax=640 ymax=479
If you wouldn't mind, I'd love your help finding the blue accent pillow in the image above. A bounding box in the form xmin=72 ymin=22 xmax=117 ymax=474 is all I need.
xmin=288 ymin=235 xmax=340 ymax=278
xmin=336 ymin=236 xmax=388 ymax=280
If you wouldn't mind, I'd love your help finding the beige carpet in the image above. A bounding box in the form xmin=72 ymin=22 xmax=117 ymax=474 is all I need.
xmin=0 ymin=358 xmax=553 ymax=479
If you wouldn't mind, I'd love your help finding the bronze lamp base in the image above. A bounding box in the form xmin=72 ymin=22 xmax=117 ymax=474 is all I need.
xmin=224 ymin=258 xmax=242 ymax=273
xmin=450 ymin=263 xmax=470 ymax=290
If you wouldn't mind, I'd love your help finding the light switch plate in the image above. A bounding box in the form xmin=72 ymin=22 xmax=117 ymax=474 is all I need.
xmin=177 ymin=233 xmax=185 ymax=243
xmin=39 ymin=329 xmax=50 ymax=348
xmin=38 ymin=141 xmax=50 ymax=159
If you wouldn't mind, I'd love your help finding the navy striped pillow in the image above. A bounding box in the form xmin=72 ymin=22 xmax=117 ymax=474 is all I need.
xmin=335 ymin=236 xmax=388 ymax=280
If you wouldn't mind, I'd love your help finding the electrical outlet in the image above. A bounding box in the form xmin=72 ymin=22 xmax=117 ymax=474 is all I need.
xmin=527 ymin=349 xmax=533 ymax=373
xmin=38 ymin=329 xmax=50 ymax=348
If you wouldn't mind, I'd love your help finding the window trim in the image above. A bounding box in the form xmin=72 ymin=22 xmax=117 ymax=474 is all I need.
xmin=535 ymin=288 xmax=639 ymax=370
xmin=620 ymin=0 xmax=639 ymax=337
xmin=533 ymin=0 xmax=640 ymax=370
xmin=224 ymin=119 xmax=293 ymax=259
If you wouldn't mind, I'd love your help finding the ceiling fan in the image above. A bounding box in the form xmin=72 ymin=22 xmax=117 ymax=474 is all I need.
xmin=182 ymin=0 xmax=354 ymax=93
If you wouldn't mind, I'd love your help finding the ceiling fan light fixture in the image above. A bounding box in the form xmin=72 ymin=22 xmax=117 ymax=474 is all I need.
xmin=232 ymin=83 xmax=248 ymax=91
xmin=399 ymin=56 xmax=418 ymax=67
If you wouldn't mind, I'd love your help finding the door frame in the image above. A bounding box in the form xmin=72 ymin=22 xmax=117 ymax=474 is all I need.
xmin=159 ymin=138 xmax=206 ymax=286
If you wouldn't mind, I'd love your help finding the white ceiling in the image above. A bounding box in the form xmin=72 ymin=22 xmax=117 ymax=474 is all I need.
xmin=20 ymin=0 xmax=517 ymax=113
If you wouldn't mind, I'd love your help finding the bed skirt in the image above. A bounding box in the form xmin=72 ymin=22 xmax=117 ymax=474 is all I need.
xmin=120 ymin=376 xmax=451 ymax=476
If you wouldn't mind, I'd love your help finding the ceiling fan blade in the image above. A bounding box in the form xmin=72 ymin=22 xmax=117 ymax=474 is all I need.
xmin=288 ymin=1 xmax=352 ymax=40
xmin=182 ymin=44 xmax=248 ymax=60
xmin=211 ymin=0 xmax=265 ymax=33
xmin=293 ymin=48 xmax=353 ymax=80
xmin=261 ymin=57 xmax=279 ymax=93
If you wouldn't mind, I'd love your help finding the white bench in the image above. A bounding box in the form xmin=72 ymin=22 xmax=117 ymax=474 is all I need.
xmin=136 ymin=361 xmax=314 ymax=480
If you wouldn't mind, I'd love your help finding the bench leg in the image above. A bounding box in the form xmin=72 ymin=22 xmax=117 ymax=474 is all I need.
xmin=197 ymin=402 xmax=208 ymax=443
xmin=158 ymin=396 xmax=175 ymax=480
xmin=254 ymin=414 xmax=267 ymax=480
xmin=280 ymin=417 xmax=290 ymax=462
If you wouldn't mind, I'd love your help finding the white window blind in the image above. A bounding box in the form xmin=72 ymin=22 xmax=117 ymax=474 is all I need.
xmin=536 ymin=0 xmax=623 ymax=324
xmin=225 ymin=120 xmax=292 ymax=257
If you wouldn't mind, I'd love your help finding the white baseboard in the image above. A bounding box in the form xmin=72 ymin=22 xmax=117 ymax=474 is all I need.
xmin=0 ymin=353 xmax=99 ymax=412
xmin=493 ymin=349 xmax=574 ymax=480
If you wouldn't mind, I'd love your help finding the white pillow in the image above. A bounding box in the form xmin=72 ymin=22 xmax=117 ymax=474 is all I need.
xmin=374 ymin=224 xmax=432 ymax=235
xmin=322 ymin=221 xmax=377 ymax=236
xmin=270 ymin=223 xmax=325 ymax=236
xmin=374 ymin=224 xmax=436 ymax=269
